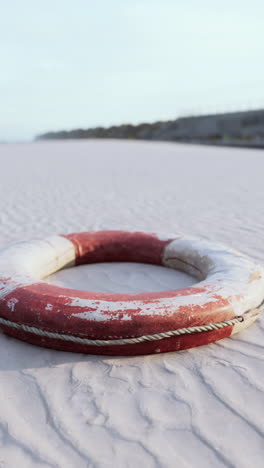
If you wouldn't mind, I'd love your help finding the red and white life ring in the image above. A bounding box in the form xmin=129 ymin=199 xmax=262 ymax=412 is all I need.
xmin=0 ymin=230 xmax=263 ymax=355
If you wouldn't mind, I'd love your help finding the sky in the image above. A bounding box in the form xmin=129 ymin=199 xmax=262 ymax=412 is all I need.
xmin=1 ymin=0 xmax=264 ymax=141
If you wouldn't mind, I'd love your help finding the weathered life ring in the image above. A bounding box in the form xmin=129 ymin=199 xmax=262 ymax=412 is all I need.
xmin=0 ymin=230 xmax=263 ymax=356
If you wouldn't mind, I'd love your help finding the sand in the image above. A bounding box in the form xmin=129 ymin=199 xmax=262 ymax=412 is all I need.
xmin=0 ymin=140 xmax=263 ymax=467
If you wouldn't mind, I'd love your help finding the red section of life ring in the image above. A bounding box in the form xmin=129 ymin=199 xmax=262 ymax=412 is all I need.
xmin=0 ymin=230 xmax=263 ymax=355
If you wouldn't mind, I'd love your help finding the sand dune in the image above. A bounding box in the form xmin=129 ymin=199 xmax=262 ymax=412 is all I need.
xmin=0 ymin=140 xmax=263 ymax=467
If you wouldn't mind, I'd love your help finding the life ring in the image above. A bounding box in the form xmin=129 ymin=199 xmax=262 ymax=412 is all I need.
xmin=0 ymin=230 xmax=263 ymax=356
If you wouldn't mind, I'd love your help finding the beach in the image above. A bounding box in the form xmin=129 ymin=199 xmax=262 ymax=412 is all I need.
xmin=0 ymin=140 xmax=263 ymax=467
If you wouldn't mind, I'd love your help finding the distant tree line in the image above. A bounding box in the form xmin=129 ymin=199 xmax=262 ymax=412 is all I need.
xmin=36 ymin=109 xmax=264 ymax=148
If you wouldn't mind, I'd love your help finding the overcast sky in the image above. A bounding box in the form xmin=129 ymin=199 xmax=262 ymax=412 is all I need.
xmin=1 ymin=0 xmax=264 ymax=140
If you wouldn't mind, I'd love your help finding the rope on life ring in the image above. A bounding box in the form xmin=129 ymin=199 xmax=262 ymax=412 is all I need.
xmin=0 ymin=315 xmax=245 ymax=345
